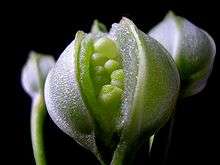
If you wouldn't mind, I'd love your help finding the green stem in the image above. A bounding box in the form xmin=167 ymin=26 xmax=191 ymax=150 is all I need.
xmin=149 ymin=106 xmax=178 ymax=164
xmin=110 ymin=141 xmax=140 ymax=165
xmin=110 ymin=149 xmax=127 ymax=165
xmin=163 ymin=114 xmax=175 ymax=164
xmin=31 ymin=94 xmax=47 ymax=165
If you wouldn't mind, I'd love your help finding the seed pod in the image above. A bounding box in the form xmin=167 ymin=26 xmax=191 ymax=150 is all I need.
xmin=45 ymin=18 xmax=180 ymax=164
xmin=149 ymin=11 xmax=216 ymax=97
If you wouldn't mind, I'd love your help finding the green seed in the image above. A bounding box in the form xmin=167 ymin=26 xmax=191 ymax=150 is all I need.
xmin=111 ymin=69 xmax=124 ymax=81
xmin=111 ymin=69 xmax=125 ymax=89
xmin=93 ymin=66 xmax=110 ymax=90
xmin=98 ymin=85 xmax=123 ymax=107
xmin=91 ymin=53 xmax=108 ymax=66
xmin=94 ymin=37 xmax=120 ymax=59
xmin=104 ymin=59 xmax=120 ymax=74
xmin=111 ymin=80 xmax=124 ymax=89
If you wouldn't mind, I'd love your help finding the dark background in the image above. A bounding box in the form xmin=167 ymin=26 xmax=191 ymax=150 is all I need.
xmin=13 ymin=0 xmax=219 ymax=164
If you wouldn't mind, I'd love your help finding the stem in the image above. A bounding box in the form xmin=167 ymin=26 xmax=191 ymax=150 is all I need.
xmin=110 ymin=150 xmax=127 ymax=165
xmin=31 ymin=94 xmax=47 ymax=165
xmin=149 ymin=104 xmax=179 ymax=164
xmin=163 ymin=114 xmax=175 ymax=164
xmin=110 ymin=141 xmax=140 ymax=165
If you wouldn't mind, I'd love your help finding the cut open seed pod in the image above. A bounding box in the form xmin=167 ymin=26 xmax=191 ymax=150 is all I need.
xmin=45 ymin=18 xmax=180 ymax=165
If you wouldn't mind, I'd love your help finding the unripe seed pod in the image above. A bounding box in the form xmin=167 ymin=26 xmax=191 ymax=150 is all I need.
xmin=45 ymin=18 xmax=180 ymax=165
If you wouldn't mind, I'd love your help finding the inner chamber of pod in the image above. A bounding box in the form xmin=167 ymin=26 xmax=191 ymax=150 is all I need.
xmin=91 ymin=37 xmax=124 ymax=109
xmin=78 ymin=35 xmax=125 ymax=162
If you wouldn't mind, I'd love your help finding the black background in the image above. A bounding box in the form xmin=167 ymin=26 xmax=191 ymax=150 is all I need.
xmin=13 ymin=0 xmax=219 ymax=164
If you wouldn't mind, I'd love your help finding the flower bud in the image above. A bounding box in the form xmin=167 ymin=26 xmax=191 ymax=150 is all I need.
xmin=21 ymin=51 xmax=55 ymax=98
xmin=21 ymin=51 xmax=55 ymax=165
xmin=149 ymin=11 xmax=216 ymax=97
xmin=45 ymin=18 xmax=180 ymax=164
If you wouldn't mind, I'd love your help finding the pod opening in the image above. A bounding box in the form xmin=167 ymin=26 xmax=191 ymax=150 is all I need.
xmin=90 ymin=37 xmax=125 ymax=110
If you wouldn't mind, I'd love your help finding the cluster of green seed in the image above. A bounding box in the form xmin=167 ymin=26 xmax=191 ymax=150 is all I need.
xmin=90 ymin=37 xmax=124 ymax=108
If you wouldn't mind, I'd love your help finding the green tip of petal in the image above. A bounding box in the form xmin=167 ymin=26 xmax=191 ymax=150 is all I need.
xmin=91 ymin=20 xmax=107 ymax=33
xmin=166 ymin=10 xmax=176 ymax=17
